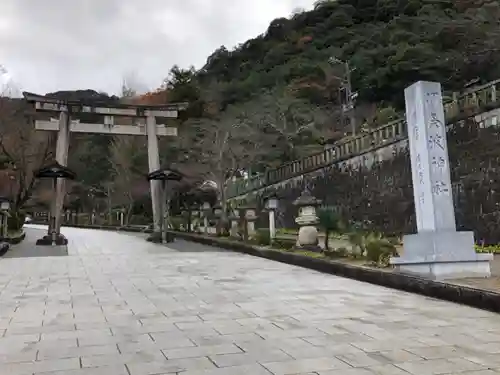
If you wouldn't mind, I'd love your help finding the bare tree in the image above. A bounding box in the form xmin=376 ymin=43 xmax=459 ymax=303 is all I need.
xmin=109 ymin=135 xmax=141 ymax=225
xmin=249 ymin=89 xmax=335 ymax=162
xmin=106 ymin=76 xmax=149 ymax=224
xmin=180 ymin=101 xmax=264 ymax=231
xmin=0 ymin=96 xmax=53 ymax=212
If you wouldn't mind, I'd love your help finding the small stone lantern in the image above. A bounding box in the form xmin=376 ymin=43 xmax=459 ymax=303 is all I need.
xmin=243 ymin=206 xmax=257 ymax=239
xmin=293 ymin=190 xmax=322 ymax=252
xmin=190 ymin=208 xmax=200 ymax=232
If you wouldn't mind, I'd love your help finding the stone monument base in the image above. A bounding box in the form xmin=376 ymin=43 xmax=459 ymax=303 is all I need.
xmin=390 ymin=231 xmax=493 ymax=280
xmin=146 ymin=231 xmax=175 ymax=244
xmin=36 ymin=234 xmax=68 ymax=246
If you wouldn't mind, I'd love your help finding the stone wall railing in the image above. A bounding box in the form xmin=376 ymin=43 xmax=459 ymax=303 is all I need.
xmin=226 ymin=78 xmax=500 ymax=199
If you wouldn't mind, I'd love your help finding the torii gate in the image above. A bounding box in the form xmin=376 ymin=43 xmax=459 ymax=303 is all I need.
xmin=23 ymin=92 xmax=187 ymax=245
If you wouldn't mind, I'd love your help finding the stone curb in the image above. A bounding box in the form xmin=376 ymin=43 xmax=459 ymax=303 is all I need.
xmin=36 ymin=222 xmax=500 ymax=314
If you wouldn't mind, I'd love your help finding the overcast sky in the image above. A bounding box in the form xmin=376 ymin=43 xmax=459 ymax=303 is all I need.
xmin=0 ymin=0 xmax=316 ymax=95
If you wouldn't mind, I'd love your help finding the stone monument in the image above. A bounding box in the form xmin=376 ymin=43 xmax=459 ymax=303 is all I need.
xmin=390 ymin=81 xmax=492 ymax=280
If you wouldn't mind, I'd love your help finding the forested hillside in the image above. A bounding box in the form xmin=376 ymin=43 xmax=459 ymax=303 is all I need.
xmin=193 ymin=0 xmax=500 ymax=106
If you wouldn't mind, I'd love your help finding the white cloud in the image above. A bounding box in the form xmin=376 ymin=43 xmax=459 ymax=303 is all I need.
xmin=0 ymin=0 xmax=315 ymax=95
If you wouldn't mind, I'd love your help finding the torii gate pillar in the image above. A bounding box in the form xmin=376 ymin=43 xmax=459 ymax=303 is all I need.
xmin=51 ymin=111 xmax=70 ymax=241
xmin=146 ymin=115 xmax=162 ymax=234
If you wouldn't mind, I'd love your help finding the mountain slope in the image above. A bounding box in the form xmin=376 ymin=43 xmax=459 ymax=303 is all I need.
xmin=194 ymin=0 xmax=500 ymax=108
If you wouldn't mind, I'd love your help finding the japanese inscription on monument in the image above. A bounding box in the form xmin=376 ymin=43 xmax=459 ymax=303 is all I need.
xmin=405 ymin=81 xmax=456 ymax=232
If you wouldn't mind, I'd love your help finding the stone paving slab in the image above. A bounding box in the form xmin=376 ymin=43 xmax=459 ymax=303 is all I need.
xmin=1 ymin=225 xmax=500 ymax=374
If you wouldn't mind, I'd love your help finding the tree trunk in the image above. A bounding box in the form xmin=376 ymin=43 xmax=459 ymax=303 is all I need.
xmin=324 ymin=229 xmax=330 ymax=251
xmin=217 ymin=182 xmax=230 ymax=236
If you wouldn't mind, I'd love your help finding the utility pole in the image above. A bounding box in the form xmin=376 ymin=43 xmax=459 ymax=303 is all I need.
xmin=328 ymin=57 xmax=357 ymax=136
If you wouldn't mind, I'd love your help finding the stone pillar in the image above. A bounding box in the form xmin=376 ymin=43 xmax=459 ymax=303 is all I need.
xmin=293 ymin=190 xmax=321 ymax=252
xmin=244 ymin=208 xmax=257 ymax=239
xmin=51 ymin=111 xmax=70 ymax=237
xmin=146 ymin=115 xmax=162 ymax=235
xmin=229 ymin=209 xmax=240 ymax=238
xmin=269 ymin=210 xmax=276 ymax=242
xmin=390 ymin=81 xmax=492 ymax=279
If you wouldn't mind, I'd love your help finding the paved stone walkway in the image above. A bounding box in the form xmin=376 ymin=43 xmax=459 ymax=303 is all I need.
xmin=1 ymin=226 xmax=500 ymax=375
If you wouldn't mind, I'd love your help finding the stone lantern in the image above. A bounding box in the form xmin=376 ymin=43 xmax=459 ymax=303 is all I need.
xmin=242 ymin=206 xmax=257 ymax=239
xmin=146 ymin=167 xmax=183 ymax=243
xmin=0 ymin=196 xmax=10 ymax=240
xmin=189 ymin=207 xmax=200 ymax=233
xmin=201 ymin=201 xmax=212 ymax=234
xmin=228 ymin=207 xmax=240 ymax=238
xmin=293 ymin=190 xmax=322 ymax=252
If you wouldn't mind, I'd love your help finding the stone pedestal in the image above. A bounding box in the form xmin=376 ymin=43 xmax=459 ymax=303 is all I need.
xmin=392 ymin=231 xmax=492 ymax=279
xmin=293 ymin=191 xmax=321 ymax=252
xmin=390 ymin=81 xmax=492 ymax=280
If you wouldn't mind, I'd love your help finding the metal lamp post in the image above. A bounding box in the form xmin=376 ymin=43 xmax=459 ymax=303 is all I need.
xmin=146 ymin=167 xmax=183 ymax=244
xmin=328 ymin=56 xmax=357 ymax=136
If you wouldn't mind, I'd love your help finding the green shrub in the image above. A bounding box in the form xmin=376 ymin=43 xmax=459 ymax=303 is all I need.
xmin=366 ymin=239 xmax=397 ymax=267
xmin=347 ymin=231 xmax=366 ymax=257
xmin=475 ymin=244 xmax=500 ymax=254
xmin=255 ymin=229 xmax=271 ymax=246
xmin=273 ymin=237 xmax=296 ymax=250
xmin=294 ymin=250 xmax=325 ymax=259
xmin=7 ymin=211 xmax=25 ymax=233
xmin=318 ymin=208 xmax=341 ymax=249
